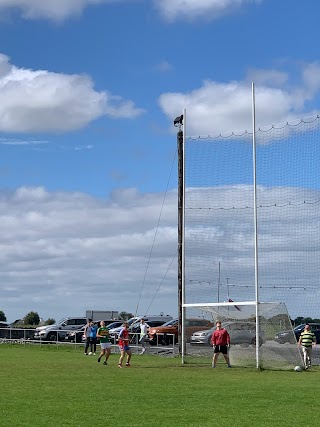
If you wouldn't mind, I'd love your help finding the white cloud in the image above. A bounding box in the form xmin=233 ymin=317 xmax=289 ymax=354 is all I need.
xmin=159 ymin=64 xmax=320 ymax=136
xmin=154 ymin=0 xmax=262 ymax=22
xmin=0 ymin=54 xmax=144 ymax=133
xmin=0 ymin=186 xmax=178 ymax=322
xmin=0 ymin=0 xmax=119 ymax=22
xmin=0 ymin=183 xmax=319 ymax=322
xmin=0 ymin=137 xmax=48 ymax=145
xmin=0 ymin=0 xmax=261 ymax=22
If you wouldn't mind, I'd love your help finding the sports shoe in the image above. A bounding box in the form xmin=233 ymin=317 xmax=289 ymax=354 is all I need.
xmin=211 ymin=364 xmax=216 ymax=368
xmin=93 ymin=353 xmax=96 ymax=356
xmin=227 ymin=365 xmax=232 ymax=368
xmin=125 ymin=362 xmax=131 ymax=367
xmin=103 ymin=361 xmax=108 ymax=365
xmin=118 ymin=364 xmax=122 ymax=369
xmin=98 ymin=358 xmax=101 ymax=363
xmin=85 ymin=353 xmax=88 ymax=356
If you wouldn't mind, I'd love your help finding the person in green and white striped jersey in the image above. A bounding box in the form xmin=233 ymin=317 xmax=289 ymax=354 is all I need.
xmin=298 ymin=324 xmax=316 ymax=369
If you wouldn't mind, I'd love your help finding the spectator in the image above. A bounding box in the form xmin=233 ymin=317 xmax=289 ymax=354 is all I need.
xmin=83 ymin=319 xmax=93 ymax=356
xmin=139 ymin=319 xmax=149 ymax=355
xmin=89 ymin=322 xmax=98 ymax=355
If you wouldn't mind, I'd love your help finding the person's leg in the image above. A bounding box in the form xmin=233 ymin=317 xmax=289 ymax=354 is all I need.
xmin=302 ymin=347 xmax=308 ymax=368
xmin=126 ymin=349 xmax=132 ymax=365
xmin=223 ymin=353 xmax=231 ymax=367
xmin=306 ymin=347 xmax=312 ymax=368
xmin=93 ymin=338 xmax=97 ymax=354
xmin=212 ymin=352 xmax=219 ymax=367
xmin=98 ymin=349 xmax=105 ymax=362
xmin=140 ymin=336 xmax=146 ymax=354
xmin=119 ymin=349 xmax=125 ymax=367
xmin=104 ymin=348 xmax=111 ymax=364
xmin=106 ymin=348 xmax=111 ymax=361
xmin=85 ymin=337 xmax=90 ymax=354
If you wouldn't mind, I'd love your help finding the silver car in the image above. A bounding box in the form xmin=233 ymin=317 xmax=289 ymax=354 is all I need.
xmin=190 ymin=321 xmax=265 ymax=347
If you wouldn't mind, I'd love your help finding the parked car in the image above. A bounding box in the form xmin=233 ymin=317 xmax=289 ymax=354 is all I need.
xmin=148 ymin=318 xmax=214 ymax=346
xmin=34 ymin=317 xmax=87 ymax=341
xmin=65 ymin=320 xmax=124 ymax=343
xmin=274 ymin=323 xmax=320 ymax=344
xmin=108 ymin=315 xmax=173 ymax=339
xmin=0 ymin=321 xmax=9 ymax=338
xmin=190 ymin=321 xmax=265 ymax=347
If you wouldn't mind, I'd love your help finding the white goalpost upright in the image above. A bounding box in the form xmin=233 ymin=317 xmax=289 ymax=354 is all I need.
xmin=252 ymin=82 xmax=261 ymax=369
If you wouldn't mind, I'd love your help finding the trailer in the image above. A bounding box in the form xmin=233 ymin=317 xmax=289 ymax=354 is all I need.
xmin=85 ymin=310 xmax=119 ymax=322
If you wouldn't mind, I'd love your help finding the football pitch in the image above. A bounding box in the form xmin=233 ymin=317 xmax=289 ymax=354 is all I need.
xmin=0 ymin=345 xmax=318 ymax=427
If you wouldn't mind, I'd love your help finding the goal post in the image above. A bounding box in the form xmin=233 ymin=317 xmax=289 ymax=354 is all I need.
xmin=183 ymin=301 xmax=303 ymax=370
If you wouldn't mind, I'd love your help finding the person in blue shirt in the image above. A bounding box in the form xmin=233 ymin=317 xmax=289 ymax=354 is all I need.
xmin=88 ymin=321 xmax=98 ymax=355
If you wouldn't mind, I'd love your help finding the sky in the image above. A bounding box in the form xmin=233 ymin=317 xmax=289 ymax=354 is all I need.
xmin=1 ymin=0 xmax=320 ymax=323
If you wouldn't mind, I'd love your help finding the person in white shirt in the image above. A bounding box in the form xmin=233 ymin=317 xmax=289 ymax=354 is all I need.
xmin=139 ymin=319 xmax=149 ymax=355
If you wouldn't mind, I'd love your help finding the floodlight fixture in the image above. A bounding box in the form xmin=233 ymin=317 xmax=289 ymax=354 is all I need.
xmin=173 ymin=114 xmax=183 ymax=127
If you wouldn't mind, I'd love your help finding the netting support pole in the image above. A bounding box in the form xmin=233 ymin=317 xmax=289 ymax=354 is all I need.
xmin=176 ymin=110 xmax=186 ymax=362
xmin=252 ymin=82 xmax=261 ymax=369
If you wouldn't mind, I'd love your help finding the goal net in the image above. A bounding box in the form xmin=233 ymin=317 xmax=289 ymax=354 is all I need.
xmin=183 ymin=302 xmax=303 ymax=370
xmin=182 ymin=111 xmax=320 ymax=369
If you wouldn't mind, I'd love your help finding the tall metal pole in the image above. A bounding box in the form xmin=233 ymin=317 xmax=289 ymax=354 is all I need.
xmin=226 ymin=277 xmax=230 ymax=300
xmin=176 ymin=112 xmax=186 ymax=360
xmin=252 ymin=82 xmax=260 ymax=369
xmin=218 ymin=262 xmax=221 ymax=304
xmin=182 ymin=109 xmax=186 ymax=362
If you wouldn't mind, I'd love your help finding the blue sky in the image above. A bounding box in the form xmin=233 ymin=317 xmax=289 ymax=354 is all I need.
xmin=1 ymin=0 xmax=320 ymax=323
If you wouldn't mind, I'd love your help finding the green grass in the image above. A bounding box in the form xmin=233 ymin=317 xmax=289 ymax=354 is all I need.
xmin=0 ymin=344 xmax=318 ymax=427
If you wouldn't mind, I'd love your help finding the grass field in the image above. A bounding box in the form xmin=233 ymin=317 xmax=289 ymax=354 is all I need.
xmin=0 ymin=344 xmax=318 ymax=427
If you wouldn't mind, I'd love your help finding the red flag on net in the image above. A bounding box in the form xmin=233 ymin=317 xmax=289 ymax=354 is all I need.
xmin=228 ymin=299 xmax=241 ymax=311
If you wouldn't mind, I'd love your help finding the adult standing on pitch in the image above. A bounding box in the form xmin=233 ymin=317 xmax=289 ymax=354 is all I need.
xmin=139 ymin=318 xmax=149 ymax=355
xmin=97 ymin=321 xmax=111 ymax=365
xmin=118 ymin=322 xmax=132 ymax=368
xmin=211 ymin=321 xmax=231 ymax=368
xmin=298 ymin=324 xmax=316 ymax=369
xmin=83 ymin=319 xmax=93 ymax=356
xmin=89 ymin=321 xmax=98 ymax=355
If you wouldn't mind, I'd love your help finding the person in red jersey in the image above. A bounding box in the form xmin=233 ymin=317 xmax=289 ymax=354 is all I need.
xmin=211 ymin=321 xmax=231 ymax=368
xmin=117 ymin=322 xmax=132 ymax=368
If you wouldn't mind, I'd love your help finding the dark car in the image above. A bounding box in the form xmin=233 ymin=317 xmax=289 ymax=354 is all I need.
xmin=0 ymin=322 xmax=9 ymax=339
xmin=275 ymin=323 xmax=320 ymax=344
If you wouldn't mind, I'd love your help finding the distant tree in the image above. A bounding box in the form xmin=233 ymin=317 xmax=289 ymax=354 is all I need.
xmin=45 ymin=318 xmax=56 ymax=325
xmin=293 ymin=317 xmax=304 ymax=326
xmin=23 ymin=311 xmax=40 ymax=325
xmin=119 ymin=311 xmax=134 ymax=320
xmin=0 ymin=310 xmax=7 ymax=321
